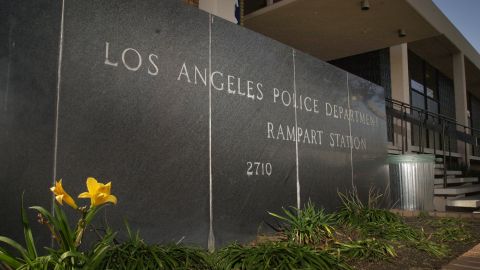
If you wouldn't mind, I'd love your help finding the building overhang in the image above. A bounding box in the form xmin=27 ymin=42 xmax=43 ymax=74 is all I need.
xmin=244 ymin=0 xmax=480 ymax=94
xmin=409 ymin=36 xmax=480 ymax=98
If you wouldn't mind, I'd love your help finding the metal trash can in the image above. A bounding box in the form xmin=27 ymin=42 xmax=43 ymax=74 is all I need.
xmin=387 ymin=154 xmax=435 ymax=211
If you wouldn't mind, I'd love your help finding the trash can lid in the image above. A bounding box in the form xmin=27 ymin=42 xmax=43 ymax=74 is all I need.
xmin=386 ymin=154 xmax=435 ymax=164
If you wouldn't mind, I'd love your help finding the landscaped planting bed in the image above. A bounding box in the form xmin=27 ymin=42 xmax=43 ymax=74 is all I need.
xmin=348 ymin=215 xmax=480 ymax=269
xmin=1 ymin=180 xmax=479 ymax=269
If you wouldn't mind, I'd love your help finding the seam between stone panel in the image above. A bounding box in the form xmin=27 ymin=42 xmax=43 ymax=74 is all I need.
xmin=346 ymin=73 xmax=354 ymax=188
xmin=52 ymin=0 xmax=65 ymax=225
xmin=207 ymin=14 xmax=215 ymax=252
xmin=293 ymin=49 xmax=300 ymax=209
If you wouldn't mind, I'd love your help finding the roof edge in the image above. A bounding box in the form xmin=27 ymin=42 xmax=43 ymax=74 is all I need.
xmin=406 ymin=0 xmax=480 ymax=71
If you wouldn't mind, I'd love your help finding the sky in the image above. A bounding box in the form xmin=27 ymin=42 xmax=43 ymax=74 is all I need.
xmin=433 ymin=0 xmax=480 ymax=54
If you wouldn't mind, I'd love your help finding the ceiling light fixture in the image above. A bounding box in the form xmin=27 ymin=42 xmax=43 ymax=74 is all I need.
xmin=361 ymin=0 xmax=370 ymax=11
xmin=398 ymin=28 xmax=406 ymax=37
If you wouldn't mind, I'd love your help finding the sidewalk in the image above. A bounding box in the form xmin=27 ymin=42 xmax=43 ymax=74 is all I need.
xmin=443 ymin=243 xmax=480 ymax=270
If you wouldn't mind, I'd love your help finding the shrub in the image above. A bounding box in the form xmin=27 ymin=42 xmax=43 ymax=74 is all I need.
xmin=215 ymin=242 xmax=349 ymax=270
xmin=334 ymin=189 xmax=447 ymax=258
xmin=333 ymin=239 xmax=396 ymax=261
xmin=268 ymin=201 xmax=335 ymax=246
xmin=429 ymin=218 xmax=471 ymax=242
xmin=335 ymin=189 xmax=400 ymax=227
xmin=97 ymin=228 xmax=212 ymax=270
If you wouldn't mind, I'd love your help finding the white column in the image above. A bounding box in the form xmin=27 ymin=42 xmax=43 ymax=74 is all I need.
xmin=453 ymin=52 xmax=470 ymax=166
xmin=389 ymin=43 xmax=411 ymax=151
xmin=390 ymin=44 xmax=410 ymax=103
xmin=199 ymin=0 xmax=238 ymax=24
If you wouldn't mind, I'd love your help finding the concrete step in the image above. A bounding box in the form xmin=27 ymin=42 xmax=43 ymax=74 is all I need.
xmin=434 ymin=177 xmax=478 ymax=185
xmin=388 ymin=149 xmax=403 ymax=155
xmin=434 ymin=184 xmax=480 ymax=195
xmin=447 ymin=194 xmax=480 ymax=208
xmin=434 ymin=170 xmax=462 ymax=176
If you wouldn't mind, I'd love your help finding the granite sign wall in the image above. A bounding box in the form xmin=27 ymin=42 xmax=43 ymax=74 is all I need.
xmin=1 ymin=0 xmax=389 ymax=249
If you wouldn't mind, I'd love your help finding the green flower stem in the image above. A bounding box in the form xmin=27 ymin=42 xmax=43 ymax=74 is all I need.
xmin=74 ymin=207 xmax=89 ymax=247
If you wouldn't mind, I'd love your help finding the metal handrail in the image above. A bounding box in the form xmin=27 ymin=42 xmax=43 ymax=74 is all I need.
xmin=386 ymin=98 xmax=480 ymax=133
xmin=385 ymin=97 xmax=480 ymax=188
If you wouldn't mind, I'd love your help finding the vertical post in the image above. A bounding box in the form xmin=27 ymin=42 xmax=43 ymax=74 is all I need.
xmin=419 ymin=111 xmax=424 ymax=153
xmin=404 ymin=106 xmax=409 ymax=152
xmin=390 ymin=44 xmax=411 ymax=152
xmin=442 ymin=121 xmax=447 ymax=188
xmin=465 ymin=126 xmax=468 ymax=165
xmin=401 ymin=105 xmax=405 ymax=154
xmin=453 ymin=53 xmax=470 ymax=169
xmin=448 ymin=131 xmax=452 ymax=168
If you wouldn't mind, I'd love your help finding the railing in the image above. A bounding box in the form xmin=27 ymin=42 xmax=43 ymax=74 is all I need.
xmin=385 ymin=98 xmax=480 ymax=188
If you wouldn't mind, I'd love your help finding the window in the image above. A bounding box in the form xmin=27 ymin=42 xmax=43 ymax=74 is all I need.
xmin=408 ymin=51 xmax=441 ymax=150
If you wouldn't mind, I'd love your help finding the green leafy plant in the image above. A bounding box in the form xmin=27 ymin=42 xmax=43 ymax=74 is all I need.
xmin=268 ymin=201 xmax=335 ymax=246
xmin=215 ymin=242 xmax=349 ymax=270
xmin=334 ymin=189 xmax=447 ymax=258
xmin=333 ymin=239 xmax=396 ymax=261
xmin=412 ymin=239 xmax=448 ymax=258
xmin=0 ymin=178 xmax=118 ymax=269
xmin=433 ymin=227 xmax=470 ymax=243
xmin=356 ymin=221 xmax=419 ymax=242
xmin=428 ymin=218 xmax=471 ymax=242
xmin=96 ymin=223 xmax=212 ymax=270
xmin=335 ymin=189 xmax=400 ymax=227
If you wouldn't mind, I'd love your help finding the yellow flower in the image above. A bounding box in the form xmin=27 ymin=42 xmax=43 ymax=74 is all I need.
xmin=50 ymin=179 xmax=78 ymax=209
xmin=78 ymin=177 xmax=117 ymax=207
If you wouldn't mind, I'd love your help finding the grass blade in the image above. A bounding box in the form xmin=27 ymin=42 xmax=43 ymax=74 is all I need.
xmin=21 ymin=193 xmax=37 ymax=259
xmin=0 ymin=236 xmax=29 ymax=263
xmin=0 ymin=250 xmax=22 ymax=268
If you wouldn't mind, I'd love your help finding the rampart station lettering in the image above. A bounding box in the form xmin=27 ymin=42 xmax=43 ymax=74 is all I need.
xmin=329 ymin=132 xmax=367 ymax=150
xmin=266 ymin=122 xmax=367 ymax=151
xmin=267 ymin=121 xmax=324 ymax=145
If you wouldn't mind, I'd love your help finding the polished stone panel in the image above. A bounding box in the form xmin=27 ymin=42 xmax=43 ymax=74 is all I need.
xmin=56 ymin=0 xmax=210 ymax=246
xmin=0 ymin=0 xmax=61 ymax=248
xmin=211 ymin=17 xmax=297 ymax=247
xmin=348 ymin=74 xmax=389 ymax=202
xmin=294 ymin=51 xmax=353 ymax=211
